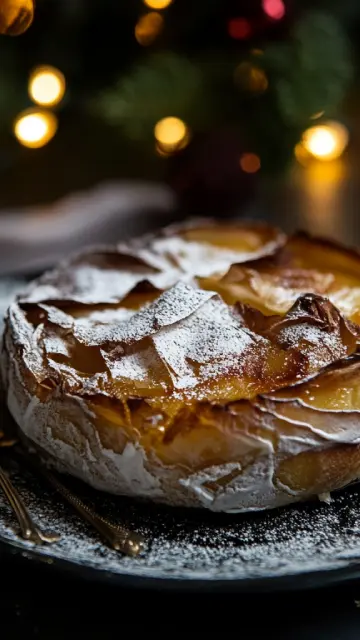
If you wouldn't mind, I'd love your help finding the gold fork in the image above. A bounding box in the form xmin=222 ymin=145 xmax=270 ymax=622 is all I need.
xmin=36 ymin=463 xmax=145 ymax=556
xmin=0 ymin=428 xmax=145 ymax=556
xmin=0 ymin=428 xmax=59 ymax=543
xmin=14 ymin=445 xmax=145 ymax=556
xmin=0 ymin=465 xmax=60 ymax=544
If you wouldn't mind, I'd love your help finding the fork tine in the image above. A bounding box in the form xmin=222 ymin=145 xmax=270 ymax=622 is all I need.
xmin=0 ymin=465 xmax=60 ymax=544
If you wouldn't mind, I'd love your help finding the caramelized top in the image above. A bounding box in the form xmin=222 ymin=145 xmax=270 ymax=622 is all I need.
xmin=10 ymin=220 xmax=360 ymax=414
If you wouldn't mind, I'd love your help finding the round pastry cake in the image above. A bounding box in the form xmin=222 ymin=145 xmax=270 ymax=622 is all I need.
xmin=3 ymin=220 xmax=360 ymax=513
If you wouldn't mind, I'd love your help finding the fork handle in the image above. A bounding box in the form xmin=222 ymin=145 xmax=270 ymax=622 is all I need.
xmin=0 ymin=466 xmax=59 ymax=544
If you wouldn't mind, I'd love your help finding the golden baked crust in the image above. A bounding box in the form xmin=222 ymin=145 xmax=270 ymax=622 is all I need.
xmin=3 ymin=220 xmax=360 ymax=512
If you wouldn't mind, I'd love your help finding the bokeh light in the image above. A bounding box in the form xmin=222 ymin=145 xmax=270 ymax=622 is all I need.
xmin=14 ymin=109 xmax=58 ymax=148
xmin=28 ymin=65 xmax=65 ymax=107
xmin=240 ymin=153 xmax=261 ymax=173
xmin=143 ymin=0 xmax=172 ymax=9
xmin=234 ymin=62 xmax=268 ymax=94
xmin=262 ymin=0 xmax=285 ymax=20
xmin=251 ymin=49 xmax=264 ymax=57
xmin=301 ymin=122 xmax=349 ymax=162
xmin=294 ymin=142 xmax=310 ymax=167
xmin=154 ymin=116 xmax=189 ymax=153
xmin=0 ymin=0 xmax=34 ymax=36
xmin=135 ymin=12 xmax=164 ymax=46
xmin=299 ymin=160 xmax=346 ymax=240
xmin=155 ymin=142 xmax=171 ymax=157
xmin=310 ymin=111 xmax=325 ymax=120
xmin=228 ymin=18 xmax=251 ymax=40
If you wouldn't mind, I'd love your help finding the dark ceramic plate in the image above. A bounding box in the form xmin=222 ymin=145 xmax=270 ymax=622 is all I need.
xmin=2 ymin=453 xmax=360 ymax=592
xmin=2 ymin=278 xmax=360 ymax=593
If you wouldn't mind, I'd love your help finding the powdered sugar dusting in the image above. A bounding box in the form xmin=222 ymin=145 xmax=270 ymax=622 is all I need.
xmin=102 ymin=345 xmax=166 ymax=386
xmin=153 ymin=296 xmax=257 ymax=389
xmin=276 ymin=323 xmax=346 ymax=370
xmin=1 ymin=458 xmax=360 ymax=585
xmin=74 ymin=282 xmax=215 ymax=346
xmin=24 ymin=265 xmax=156 ymax=305
xmin=150 ymin=235 xmax=266 ymax=277
xmin=91 ymin=284 xmax=257 ymax=391
xmin=19 ymin=221 xmax=284 ymax=307
xmin=79 ymin=307 xmax=135 ymax=324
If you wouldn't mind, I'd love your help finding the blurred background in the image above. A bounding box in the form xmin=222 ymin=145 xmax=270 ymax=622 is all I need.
xmin=0 ymin=0 xmax=360 ymax=275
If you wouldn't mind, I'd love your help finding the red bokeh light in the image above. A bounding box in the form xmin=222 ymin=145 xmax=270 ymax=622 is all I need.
xmin=228 ymin=18 xmax=251 ymax=40
xmin=262 ymin=0 xmax=285 ymax=20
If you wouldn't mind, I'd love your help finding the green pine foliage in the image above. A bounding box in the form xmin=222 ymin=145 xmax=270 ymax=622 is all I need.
xmin=96 ymin=53 xmax=208 ymax=140
xmin=271 ymin=12 xmax=352 ymax=127
xmin=96 ymin=10 xmax=353 ymax=173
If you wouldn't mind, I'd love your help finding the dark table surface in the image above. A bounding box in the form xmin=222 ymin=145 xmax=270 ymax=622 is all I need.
xmin=2 ymin=549 xmax=360 ymax=639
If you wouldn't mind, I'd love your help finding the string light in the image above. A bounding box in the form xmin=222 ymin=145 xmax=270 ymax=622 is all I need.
xmin=28 ymin=66 xmax=66 ymax=107
xmin=310 ymin=111 xmax=325 ymax=120
xmin=135 ymin=12 xmax=163 ymax=46
xmin=240 ymin=153 xmax=261 ymax=173
xmin=155 ymin=143 xmax=171 ymax=157
xmin=228 ymin=18 xmax=251 ymax=40
xmin=143 ymin=0 xmax=172 ymax=9
xmin=294 ymin=142 xmax=309 ymax=167
xmin=299 ymin=122 xmax=349 ymax=162
xmin=262 ymin=0 xmax=285 ymax=20
xmin=154 ymin=116 xmax=189 ymax=153
xmin=14 ymin=109 xmax=58 ymax=148
xmin=234 ymin=62 xmax=268 ymax=94
xmin=0 ymin=0 xmax=34 ymax=36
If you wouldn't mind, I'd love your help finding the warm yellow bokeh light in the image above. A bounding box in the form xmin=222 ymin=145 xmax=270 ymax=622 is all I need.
xmin=143 ymin=0 xmax=172 ymax=9
xmin=29 ymin=65 xmax=65 ymax=107
xmin=154 ymin=116 xmax=188 ymax=152
xmin=155 ymin=133 xmax=190 ymax=157
xmin=0 ymin=0 xmax=34 ymax=36
xmin=14 ymin=109 xmax=58 ymax=148
xmin=135 ymin=12 xmax=163 ymax=46
xmin=294 ymin=142 xmax=310 ymax=167
xmin=301 ymin=122 xmax=349 ymax=162
xmin=155 ymin=142 xmax=171 ymax=157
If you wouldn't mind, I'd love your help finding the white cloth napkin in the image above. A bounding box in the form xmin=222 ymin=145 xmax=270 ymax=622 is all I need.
xmin=0 ymin=181 xmax=176 ymax=276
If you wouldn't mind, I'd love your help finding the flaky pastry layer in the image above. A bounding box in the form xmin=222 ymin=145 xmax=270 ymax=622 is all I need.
xmin=3 ymin=220 xmax=360 ymax=511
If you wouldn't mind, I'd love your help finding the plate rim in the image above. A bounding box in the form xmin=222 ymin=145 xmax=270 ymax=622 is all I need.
xmin=2 ymin=534 xmax=360 ymax=593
